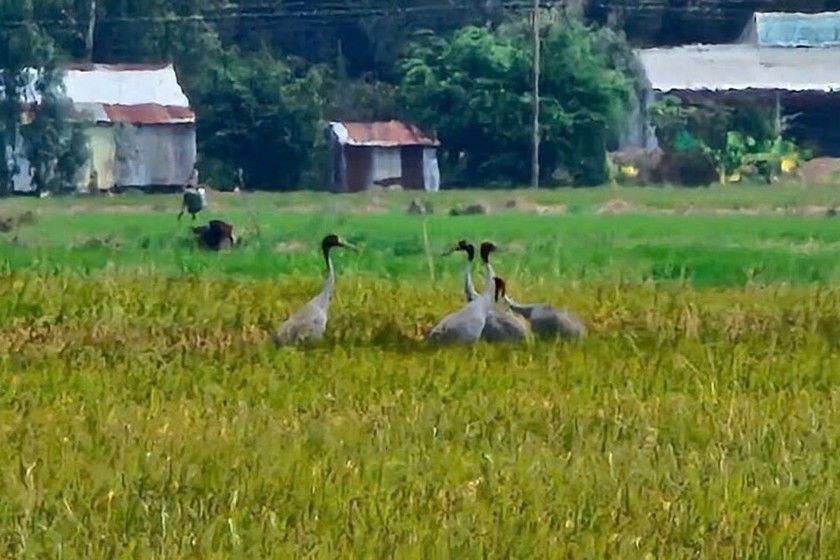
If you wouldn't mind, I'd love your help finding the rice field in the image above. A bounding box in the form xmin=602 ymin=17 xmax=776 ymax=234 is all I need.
xmin=2 ymin=186 xmax=840 ymax=557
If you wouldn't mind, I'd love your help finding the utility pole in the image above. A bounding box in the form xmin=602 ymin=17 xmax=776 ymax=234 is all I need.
xmin=85 ymin=0 xmax=96 ymax=62
xmin=531 ymin=0 xmax=540 ymax=188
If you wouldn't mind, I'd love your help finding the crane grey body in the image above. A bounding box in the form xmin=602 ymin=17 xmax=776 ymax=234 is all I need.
xmin=178 ymin=186 xmax=207 ymax=221
xmin=428 ymin=242 xmax=498 ymax=345
xmin=504 ymin=295 xmax=586 ymax=340
xmin=481 ymin=277 xmax=530 ymax=342
xmin=272 ymin=234 xmax=356 ymax=346
xmin=447 ymin=240 xmax=528 ymax=343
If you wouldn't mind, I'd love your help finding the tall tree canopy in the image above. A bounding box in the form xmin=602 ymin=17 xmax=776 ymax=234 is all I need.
xmin=398 ymin=20 xmax=639 ymax=186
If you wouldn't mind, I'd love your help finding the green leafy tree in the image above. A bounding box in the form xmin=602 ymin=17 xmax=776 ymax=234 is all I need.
xmin=21 ymin=67 xmax=90 ymax=193
xmin=398 ymin=19 xmax=637 ymax=187
xmin=1 ymin=3 xmax=87 ymax=195
xmin=193 ymin=47 xmax=324 ymax=190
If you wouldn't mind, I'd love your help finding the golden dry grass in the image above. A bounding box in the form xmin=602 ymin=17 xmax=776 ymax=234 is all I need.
xmin=1 ymin=272 xmax=840 ymax=557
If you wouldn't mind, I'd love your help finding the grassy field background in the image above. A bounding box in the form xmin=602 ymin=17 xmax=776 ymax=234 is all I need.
xmin=3 ymin=185 xmax=840 ymax=557
xmin=4 ymin=184 xmax=840 ymax=286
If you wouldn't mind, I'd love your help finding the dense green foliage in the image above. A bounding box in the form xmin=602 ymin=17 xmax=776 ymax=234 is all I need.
xmin=399 ymin=21 xmax=636 ymax=186
xmin=1 ymin=0 xmax=645 ymax=190
xmin=649 ymin=95 xmax=807 ymax=183
xmin=0 ymin=4 xmax=87 ymax=194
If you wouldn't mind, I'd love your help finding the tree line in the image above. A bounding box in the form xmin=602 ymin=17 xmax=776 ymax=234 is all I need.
xmin=0 ymin=0 xmax=645 ymax=192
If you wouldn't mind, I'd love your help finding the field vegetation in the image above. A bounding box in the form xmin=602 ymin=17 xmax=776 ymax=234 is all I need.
xmin=2 ymin=187 xmax=840 ymax=557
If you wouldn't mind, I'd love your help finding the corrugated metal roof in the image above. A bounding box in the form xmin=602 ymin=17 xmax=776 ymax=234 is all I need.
xmin=103 ymin=104 xmax=195 ymax=124
xmin=70 ymin=103 xmax=194 ymax=124
xmin=742 ymin=11 xmax=840 ymax=48
xmin=330 ymin=120 xmax=440 ymax=147
xmin=1 ymin=63 xmax=190 ymax=107
xmin=2 ymin=63 xmax=194 ymax=125
xmin=64 ymin=64 xmax=190 ymax=107
xmin=638 ymin=44 xmax=840 ymax=93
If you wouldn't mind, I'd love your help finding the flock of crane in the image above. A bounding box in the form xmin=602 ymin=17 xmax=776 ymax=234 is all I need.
xmin=177 ymin=187 xmax=585 ymax=346
xmin=271 ymin=234 xmax=586 ymax=347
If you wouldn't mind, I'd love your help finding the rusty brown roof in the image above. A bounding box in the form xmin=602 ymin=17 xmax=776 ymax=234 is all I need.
xmin=332 ymin=120 xmax=440 ymax=147
xmin=102 ymin=104 xmax=195 ymax=124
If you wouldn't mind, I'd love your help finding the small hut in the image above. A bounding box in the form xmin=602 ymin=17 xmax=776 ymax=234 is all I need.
xmin=8 ymin=63 xmax=196 ymax=193
xmin=328 ymin=120 xmax=441 ymax=192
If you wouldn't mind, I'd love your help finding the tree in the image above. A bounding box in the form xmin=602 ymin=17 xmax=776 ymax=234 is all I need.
xmin=21 ymin=67 xmax=89 ymax=193
xmin=398 ymin=19 xmax=638 ymax=186
xmin=1 ymin=2 xmax=88 ymax=195
xmin=193 ymin=47 xmax=325 ymax=190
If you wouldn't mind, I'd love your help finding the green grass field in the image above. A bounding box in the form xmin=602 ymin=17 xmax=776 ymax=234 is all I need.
xmin=3 ymin=185 xmax=840 ymax=557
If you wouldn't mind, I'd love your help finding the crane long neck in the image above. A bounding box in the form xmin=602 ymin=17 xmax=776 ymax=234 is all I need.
xmin=504 ymin=295 xmax=533 ymax=318
xmin=314 ymin=245 xmax=335 ymax=308
xmin=481 ymin=260 xmax=495 ymax=300
xmin=464 ymin=254 xmax=478 ymax=302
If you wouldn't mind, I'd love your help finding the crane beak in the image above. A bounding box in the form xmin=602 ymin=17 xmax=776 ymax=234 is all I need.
xmin=340 ymin=240 xmax=358 ymax=251
xmin=441 ymin=242 xmax=465 ymax=256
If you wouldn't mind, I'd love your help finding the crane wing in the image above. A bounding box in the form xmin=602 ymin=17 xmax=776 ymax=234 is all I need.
xmin=272 ymin=303 xmax=328 ymax=346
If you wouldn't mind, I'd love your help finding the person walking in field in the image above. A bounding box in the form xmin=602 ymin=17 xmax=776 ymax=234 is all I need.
xmin=178 ymin=168 xmax=207 ymax=221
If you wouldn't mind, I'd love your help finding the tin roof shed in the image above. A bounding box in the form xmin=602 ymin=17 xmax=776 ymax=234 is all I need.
xmin=330 ymin=120 xmax=440 ymax=147
xmin=2 ymin=63 xmax=195 ymax=124
xmin=6 ymin=63 xmax=197 ymax=192
xmin=328 ymin=120 xmax=440 ymax=193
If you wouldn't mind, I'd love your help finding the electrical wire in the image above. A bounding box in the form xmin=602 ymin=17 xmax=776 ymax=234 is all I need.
xmin=1 ymin=2 xmax=540 ymax=28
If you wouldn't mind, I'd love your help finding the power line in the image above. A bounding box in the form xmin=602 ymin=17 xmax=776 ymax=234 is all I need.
xmin=0 ymin=2 xmax=540 ymax=28
xmin=0 ymin=1 xmax=770 ymax=31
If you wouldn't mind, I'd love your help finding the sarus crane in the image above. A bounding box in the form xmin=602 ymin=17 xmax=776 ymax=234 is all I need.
xmin=272 ymin=234 xmax=357 ymax=346
xmin=443 ymin=239 xmax=528 ymax=342
xmin=503 ymin=289 xmax=587 ymax=340
xmin=427 ymin=241 xmax=498 ymax=345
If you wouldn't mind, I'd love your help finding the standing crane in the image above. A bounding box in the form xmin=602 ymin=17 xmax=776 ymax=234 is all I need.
xmin=178 ymin=185 xmax=207 ymax=221
xmin=427 ymin=241 xmax=498 ymax=345
xmin=503 ymin=289 xmax=587 ymax=340
xmin=272 ymin=234 xmax=357 ymax=346
xmin=442 ymin=239 xmax=528 ymax=342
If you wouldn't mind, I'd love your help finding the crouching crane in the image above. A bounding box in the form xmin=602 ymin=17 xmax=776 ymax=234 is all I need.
xmin=427 ymin=241 xmax=498 ymax=345
xmin=443 ymin=239 xmax=528 ymax=343
xmin=503 ymin=289 xmax=587 ymax=340
xmin=272 ymin=234 xmax=357 ymax=347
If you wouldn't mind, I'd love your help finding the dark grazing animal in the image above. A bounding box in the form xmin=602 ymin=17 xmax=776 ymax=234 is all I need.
xmin=192 ymin=219 xmax=236 ymax=251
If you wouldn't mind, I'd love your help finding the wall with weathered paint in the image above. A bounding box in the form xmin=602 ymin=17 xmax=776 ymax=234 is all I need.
xmin=369 ymin=147 xmax=402 ymax=188
xmin=114 ymin=123 xmax=196 ymax=187
xmin=76 ymin=125 xmax=117 ymax=191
